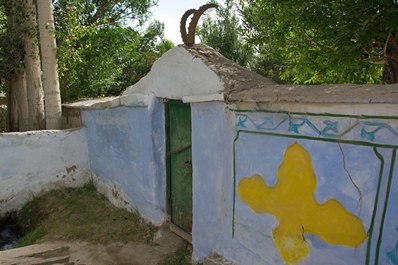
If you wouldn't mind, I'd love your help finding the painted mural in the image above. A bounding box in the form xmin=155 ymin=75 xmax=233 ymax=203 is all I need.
xmin=233 ymin=110 xmax=398 ymax=265
xmin=238 ymin=142 xmax=366 ymax=264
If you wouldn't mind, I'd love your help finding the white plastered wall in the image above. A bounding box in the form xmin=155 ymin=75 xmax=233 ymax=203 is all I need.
xmin=122 ymin=46 xmax=225 ymax=101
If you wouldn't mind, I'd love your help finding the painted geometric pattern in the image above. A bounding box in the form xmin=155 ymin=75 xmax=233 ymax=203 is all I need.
xmin=236 ymin=112 xmax=398 ymax=147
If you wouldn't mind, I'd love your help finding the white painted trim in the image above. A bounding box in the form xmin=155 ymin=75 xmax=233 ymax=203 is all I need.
xmin=120 ymin=93 xmax=155 ymax=107
xmin=182 ymin=94 xmax=225 ymax=103
xmin=63 ymin=97 xmax=121 ymax=110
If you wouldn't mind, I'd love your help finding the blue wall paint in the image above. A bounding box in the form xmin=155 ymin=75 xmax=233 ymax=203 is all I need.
xmin=234 ymin=135 xmax=377 ymax=264
xmin=379 ymin=156 xmax=398 ymax=265
xmin=191 ymin=103 xmax=282 ymax=265
xmin=82 ymin=99 xmax=166 ymax=224
xmin=191 ymin=102 xmax=236 ymax=260
xmin=192 ymin=106 xmax=398 ymax=265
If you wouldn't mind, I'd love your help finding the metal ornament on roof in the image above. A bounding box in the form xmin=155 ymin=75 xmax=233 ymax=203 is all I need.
xmin=180 ymin=3 xmax=218 ymax=46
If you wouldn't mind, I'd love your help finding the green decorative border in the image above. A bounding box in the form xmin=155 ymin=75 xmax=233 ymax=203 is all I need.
xmin=375 ymin=149 xmax=396 ymax=265
xmin=366 ymin=148 xmax=385 ymax=265
xmin=235 ymin=111 xmax=398 ymax=147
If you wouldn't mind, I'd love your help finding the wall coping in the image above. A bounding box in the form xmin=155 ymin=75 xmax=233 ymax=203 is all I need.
xmin=225 ymin=84 xmax=398 ymax=104
xmin=62 ymin=94 xmax=157 ymax=110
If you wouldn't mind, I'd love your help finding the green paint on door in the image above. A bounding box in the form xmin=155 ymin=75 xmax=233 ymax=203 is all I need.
xmin=166 ymin=100 xmax=193 ymax=232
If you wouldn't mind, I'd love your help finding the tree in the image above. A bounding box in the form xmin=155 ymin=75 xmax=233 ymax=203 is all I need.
xmin=1 ymin=0 xmax=169 ymax=131
xmin=197 ymin=0 xmax=254 ymax=69
xmin=23 ymin=0 xmax=45 ymax=129
xmin=52 ymin=0 xmax=172 ymax=102
xmin=1 ymin=3 xmax=14 ymax=131
xmin=37 ymin=0 xmax=62 ymax=129
xmin=62 ymin=22 xmax=172 ymax=101
xmin=53 ymin=0 xmax=157 ymax=82
xmin=238 ymin=0 xmax=398 ymax=84
xmin=2 ymin=0 xmax=30 ymax=131
xmin=0 ymin=5 xmax=6 ymax=91
xmin=1 ymin=0 xmax=57 ymax=131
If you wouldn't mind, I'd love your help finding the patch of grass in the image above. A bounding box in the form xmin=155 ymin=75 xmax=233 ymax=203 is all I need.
xmin=19 ymin=224 xmax=46 ymax=246
xmin=17 ymin=181 xmax=156 ymax=246
xmin=158 ymin=243 xmax=202 ymax=265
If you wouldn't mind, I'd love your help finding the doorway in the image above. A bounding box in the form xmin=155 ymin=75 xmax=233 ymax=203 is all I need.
xmin=165 ymin=100 xmax=192 ymax=233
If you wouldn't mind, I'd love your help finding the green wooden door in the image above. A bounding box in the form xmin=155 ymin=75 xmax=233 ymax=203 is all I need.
xmin=166 ymin=100 xmax=192 ymax=232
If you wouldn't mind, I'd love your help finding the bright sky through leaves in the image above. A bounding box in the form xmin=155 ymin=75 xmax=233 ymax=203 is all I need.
xmin=150 ymin=0 xmax=216 ymax=44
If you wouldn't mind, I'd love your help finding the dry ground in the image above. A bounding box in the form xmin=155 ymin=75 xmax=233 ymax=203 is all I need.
xmin=0 ymin=182 xmax=191 ymax=265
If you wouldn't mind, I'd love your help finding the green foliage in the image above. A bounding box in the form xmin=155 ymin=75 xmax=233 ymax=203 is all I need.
xmin=197 ymin=0 xmax=254 ymax=69
xmin=0 ymin=6 xmax=6 ymax=92
xmin=0 ymin=0 xmax=171 ymax=103
xmin=239 ymin=0 xmax=397 ymax=84
xmin=62 ymin=23 xmax=172 ymax=101
xmin=55 ymin=0 xmax=156 ymax=27
xmin=0 ymin=0 xmax=26 ymax=92
xmin=52 ymin=0 xmax=173 ymax=102
xmin=19 ymin=224 xmax=47 ymax=246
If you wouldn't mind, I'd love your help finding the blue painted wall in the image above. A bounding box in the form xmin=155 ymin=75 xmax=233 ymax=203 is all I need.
xmin=191 ymin=103 xmax=398 ymax=265
xmin=82 ymin=98 xmax=166 ymax=224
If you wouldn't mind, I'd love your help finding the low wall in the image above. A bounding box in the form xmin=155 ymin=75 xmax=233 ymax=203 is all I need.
xmin=79 ymin=97 xmax=167 ymax=225
xmin=0 ymin=128 xmax=91 ymax=216
xmin=0 ymin=95 xmax=167 ymax=226
xmin=191 ymin=101 xmax=398 ymax=265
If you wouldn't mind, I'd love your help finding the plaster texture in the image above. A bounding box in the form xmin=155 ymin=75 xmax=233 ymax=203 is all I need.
xmin=191 ymin=102 xmax=237 ymax=261
xmin=231 ymin=102 xmax=398 ymax=117
xmin=122 ymin=46 xmax=225 ymax=100
xmin=3 ymin=43 xmax=398 ymax=265
xmin=191 ymin=101 xmax=398 ymax=265
xmin=81 ymin=97 xmax=166 ymax=225
xmin=227 ymin=84 xmax=398 ymax=104
xmin=0 ymin=129 xmax=91 ymax=216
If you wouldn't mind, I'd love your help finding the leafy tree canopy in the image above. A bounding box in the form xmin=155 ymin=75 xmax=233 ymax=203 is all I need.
xmin=0 ymin=1 xmax=25 ymax=93
xmin=0 ymin=0 xmax=171 ymax=101
xmin=238 ymin=0 xmax=398 ymax=84
xmin=63 ymin=22 xmax=172 ymax=100
xmin=51 ymin=0 xmax=173 ymax=102
xmin=198 ymin=0 xmax=254 ymax=69
xmin=54 ymin=0 xmax=156 ymax=26
xmin=0 ymin=6 xmax=6 ymax=92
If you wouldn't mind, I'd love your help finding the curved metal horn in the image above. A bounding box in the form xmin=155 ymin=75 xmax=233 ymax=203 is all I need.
xmin=180 ymin=9 xmax=196 ymax=45
xmin=186 ymin=3 xmax=218 ymax=46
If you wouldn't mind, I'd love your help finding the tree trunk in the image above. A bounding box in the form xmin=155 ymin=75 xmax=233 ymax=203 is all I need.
xmin=37 ymin=0 xmax=62 ymax=129
xmin=7 ymin=81 xmax=18 ymax=132
xmin=15 ymin=67 xmax=30 ymax=131
xmin=382 ymin=50 xmax=398 ymax=84
xmin=23 ymin=0 xmax=45 ymax=130
xmin=382 ymin=32 xmax=398 ymax=84
xmin=6 ymin=0 xmax=29 ymax=132
xmin=6 ymin=5 xmax=18 ymax=132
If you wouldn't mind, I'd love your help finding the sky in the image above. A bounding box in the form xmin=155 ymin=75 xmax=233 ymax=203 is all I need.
xmin=149 ymin=0 xmax=217 ymax=45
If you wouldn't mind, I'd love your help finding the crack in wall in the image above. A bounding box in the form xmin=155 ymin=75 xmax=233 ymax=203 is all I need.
xmin=338 ymin=142 xmax=363 ymax=217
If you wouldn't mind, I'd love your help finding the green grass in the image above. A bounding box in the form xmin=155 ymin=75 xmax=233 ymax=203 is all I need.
xmin=19 ymin=224 xmax=46 ymax=247
xmin=17 ymin=181 xmax=156 ymax=245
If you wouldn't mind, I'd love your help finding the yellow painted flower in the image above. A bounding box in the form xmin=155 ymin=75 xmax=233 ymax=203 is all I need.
xmin=237 ymin=142 xmax=367 ymax=265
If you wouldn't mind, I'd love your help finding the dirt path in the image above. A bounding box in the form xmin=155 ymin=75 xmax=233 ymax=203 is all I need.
xmin=0 ymin=225 xmax=184 ymax=265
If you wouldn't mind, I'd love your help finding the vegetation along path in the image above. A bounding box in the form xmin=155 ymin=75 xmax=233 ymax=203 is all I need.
xmin=0 ymin=182 xmax=194 ymax=265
